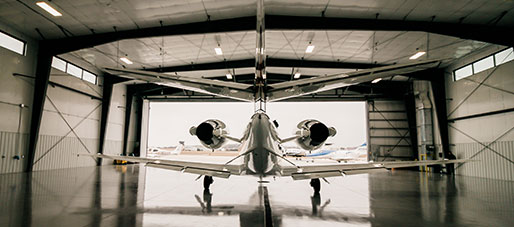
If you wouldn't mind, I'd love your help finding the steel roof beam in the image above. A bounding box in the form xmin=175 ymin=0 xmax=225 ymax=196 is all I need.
xmin=266 ymin=15 xmax=514 ymax=47
xmin=146 ymin=58 xmax=384 ymax=72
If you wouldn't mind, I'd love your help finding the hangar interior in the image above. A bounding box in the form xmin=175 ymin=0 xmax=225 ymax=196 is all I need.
xmin=0 ymin=0 xmax=513 ymax=226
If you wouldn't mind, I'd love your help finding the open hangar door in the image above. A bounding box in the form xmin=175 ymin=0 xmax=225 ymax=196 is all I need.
xmin=145 ymin=100 xmax=368 ymax=160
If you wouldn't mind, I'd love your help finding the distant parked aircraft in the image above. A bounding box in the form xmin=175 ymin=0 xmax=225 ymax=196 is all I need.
xmin=306 ymin=143 xmax=367 ymax=163
xmin=147 ymin=141 xmax=184 ymax=157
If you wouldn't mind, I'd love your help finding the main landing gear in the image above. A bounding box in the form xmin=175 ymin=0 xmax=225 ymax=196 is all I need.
xmin=310 ymin=178 xmax=321 ymax=193
xmin=203 ymin=176 xmax=214 ymax=190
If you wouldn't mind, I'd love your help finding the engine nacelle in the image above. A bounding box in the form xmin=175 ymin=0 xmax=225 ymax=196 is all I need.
xmin=189 ymin=119 xmax=227 ymax=149
xmin=295 ymin=120 xmax=336 ymax=151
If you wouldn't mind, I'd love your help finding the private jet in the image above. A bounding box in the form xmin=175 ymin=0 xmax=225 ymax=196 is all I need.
xmin=303 ymin=143 xmax=368 ymax=163
xmin=147 ymin=141 xmax=185 ymax=158
xmin=83 ymin=0 xmax=466 ymax=193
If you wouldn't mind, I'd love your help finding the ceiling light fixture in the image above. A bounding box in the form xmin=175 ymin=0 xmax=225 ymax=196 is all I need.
xmin=120 ymin=57 xmax=133 ymax=64
xmin=226 ymin=73 xmax=232 ymax=80
xmin=371 ymin=78 xmax=382 ymax=83
xmin=36 ymin=2 xmax=62 ymax=17
xmin=215 ymin=47 xmax=223 ymax=55
xmin=409 ymin=51 xmax=426 ymax=60
xmin=294 ymin=72 xmax=301 ymax=79
xmin=305 ymin=43 xmax=315 ymax=53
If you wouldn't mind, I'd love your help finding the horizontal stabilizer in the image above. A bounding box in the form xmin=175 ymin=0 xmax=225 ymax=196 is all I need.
xmin=283 ymin=158 xmax=470 ymax=180
xmin=146 ymin=163 xmax=231 ymax=178
xmin=79 ymin=153 xmax=241 ymax=179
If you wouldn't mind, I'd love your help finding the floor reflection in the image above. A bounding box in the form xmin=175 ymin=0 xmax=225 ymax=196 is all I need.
xmin=140 ymin=184 xmax=370 ymax=226
xmin=1 ymin=165 xmax=513 ymax=227
xmin=311 ymin=192 xmax=331 ymax=217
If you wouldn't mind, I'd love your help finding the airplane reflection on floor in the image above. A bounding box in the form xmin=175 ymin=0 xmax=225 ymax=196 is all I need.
xmin=78 ymin=184 xmax=367 ymax=226
xmin=1 ymin=164 xmax=513 ymax=227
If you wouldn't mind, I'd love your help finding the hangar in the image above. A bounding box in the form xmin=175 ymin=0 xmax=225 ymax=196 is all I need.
xmin=0 ymin=0 xmax=513 ymax=226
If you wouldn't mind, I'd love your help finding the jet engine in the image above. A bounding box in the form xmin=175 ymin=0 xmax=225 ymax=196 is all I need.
xmin=295 ymin=120 xmax=336 ymax=151
xmin=189 ymin=119 xmax=227 ymax=149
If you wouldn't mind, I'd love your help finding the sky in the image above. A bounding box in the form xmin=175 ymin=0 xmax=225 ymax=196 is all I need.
xmin=148 ymin=101 xmax=366 ymax=148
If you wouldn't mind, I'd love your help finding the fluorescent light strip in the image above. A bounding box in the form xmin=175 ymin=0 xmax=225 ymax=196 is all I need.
xmin=36 ymin=2 xmax=62 ymax=17
xmin=226 ymin=73 xmax=233 ymax=79
xmin=120 ymin=57 xmax=133 ymax=64
xmin=294 ymin=72 xmax=301 ymax=79
xmin=215 ymin=47 xmax=223 ymax=55
xmin=371 ymin=78 xmax=382 ymax=83
xmin=305 ymin=45 xmax=315 ymax=53
xmin=409 ymin=51 xmax=426 ymax=60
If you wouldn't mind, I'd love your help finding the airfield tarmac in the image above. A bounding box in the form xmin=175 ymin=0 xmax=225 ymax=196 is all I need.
xmin=1 ymin=155 xmax=513 ymax=227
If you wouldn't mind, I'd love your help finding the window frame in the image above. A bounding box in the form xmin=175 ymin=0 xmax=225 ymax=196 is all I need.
xmin=494 ymin=47 xmax=514 ymax=66
xmin=453 ymin=47 xmax=513 ymax=81
xmin=82 ymin=70 xmax=97 ymax=84
xmin=65 ymin=62 xmax=83 ymax=79
xmin=472 ymin=55 xmax=494 ymax=74
xmin=453 ymin=64 xmax=473 ymax=81
xmin=51 ymin=56 xmax=67 ymax=72
xmin=0 ymin=29 xmax=27 ymax=56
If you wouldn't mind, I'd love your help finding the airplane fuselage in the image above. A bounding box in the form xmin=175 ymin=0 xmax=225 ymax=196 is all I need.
xmin=240 ymin=112 xmax=281 ymax=177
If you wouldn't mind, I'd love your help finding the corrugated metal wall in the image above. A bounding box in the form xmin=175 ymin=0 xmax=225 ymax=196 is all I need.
xmin=32 ymin=135 xmax=99 ymax=171
xmin=445 ymin=49 xmax=514 ymax=181
xmin=454 ymin=141 xmax=514 ymax=181
xmin=0 ymin=131 xmax=28 ymax=173
xmin=1 ymin=131 xmax=123 ymax=173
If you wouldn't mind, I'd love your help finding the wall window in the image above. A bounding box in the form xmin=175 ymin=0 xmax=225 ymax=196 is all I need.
xmin=494 ymin=47 xmax=514 ymax=65
xmin=50 ymin=56 xmax=98 ymax=84
xmin=454 ymin=47 xmax=513 ymax=81
xmin=51 ymin=57 xmax=66 ymax=72
xmin=472 ymin=56 xmax=494 ymax=74
xmin=0 ymin=30 xmax=26 ymax=55
xmin=82 ymin=70 xmax=97 ymax=84
xmin=454 ymin=65 xmax=473 ymax=81
xmin=66 ymin=63 xmax=82 ymax=78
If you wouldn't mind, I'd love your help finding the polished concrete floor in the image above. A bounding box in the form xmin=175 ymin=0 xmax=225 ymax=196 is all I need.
xmin=1 ymin=163 xmax=513 ymax=227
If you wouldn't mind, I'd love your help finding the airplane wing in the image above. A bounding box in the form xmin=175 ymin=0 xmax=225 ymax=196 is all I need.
xmin=104 ymin=67 xmax=255 ymax=102
xmin=81 ymin=153 xmax=243 ymax=178
xmin=281 ymin=159 xmax=468 ymax=180
xmin=266 ymin=59 xmax=442 ymax=101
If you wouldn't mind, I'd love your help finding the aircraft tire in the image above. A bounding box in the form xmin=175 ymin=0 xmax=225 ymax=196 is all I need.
xmin=203 ymin=176 xmax=214 ymax=189
xmin=310 ymin=178 xmax=321 ymax=193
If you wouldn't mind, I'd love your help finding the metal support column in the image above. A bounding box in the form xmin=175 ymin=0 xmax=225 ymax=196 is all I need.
xmin=139 ymin=100 xmax=150 ymax=158
xmin=26 ymin=46 xmax=53 ymax=172
xmin=365 ymin=100 xmax=371 ymax=161
xmin=97 ymin=75 xmax=126 ymax=165
xmin=133 ymin=96 xmax=144 ymax=157
xmin=122 ymin=87 xmax=135 ymax=156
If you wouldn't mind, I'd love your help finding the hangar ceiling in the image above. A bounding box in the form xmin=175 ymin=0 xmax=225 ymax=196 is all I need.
xmin=1 ymin=0 xmax=513 ymax=85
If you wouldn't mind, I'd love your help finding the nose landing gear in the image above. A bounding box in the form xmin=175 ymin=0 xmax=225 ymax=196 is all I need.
xmin=310 ymin=178 xmax=320 ymax=193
